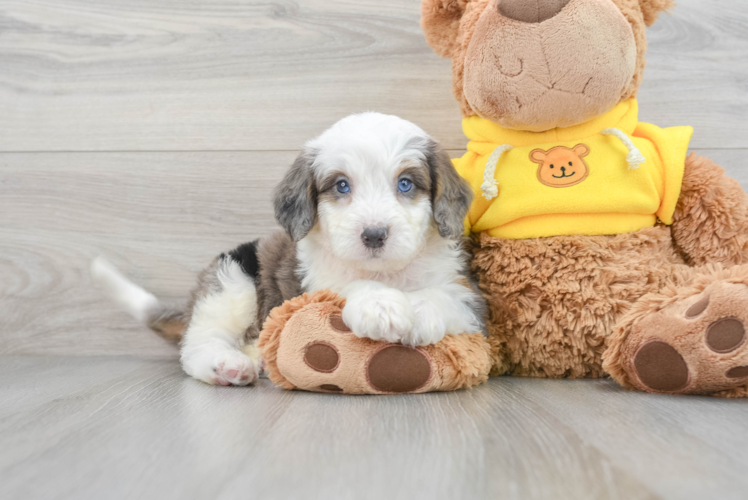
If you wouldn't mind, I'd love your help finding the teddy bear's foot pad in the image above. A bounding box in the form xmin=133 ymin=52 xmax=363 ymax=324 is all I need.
xmin=302 ymin=338 xmax=433 ymax=393
xmin=260 ymin=293 xmax=493 ymax=395
xmin=623 ymin=282 xmax=748 ymax=395
xmin=366 ymin=345 xmax=432 ymax=393
xmin=633 ymin=341 xmax=690 ymax=392
xmin=292 ymin=315 xmax=437 ymax=394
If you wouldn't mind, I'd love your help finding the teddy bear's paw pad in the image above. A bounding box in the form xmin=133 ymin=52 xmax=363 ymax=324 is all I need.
xmin=685 ymin=294 xmax=710 ymax=318
xmin=366 ymin=345 xmax=432 ymax=393
xmin=319 ymin=384 xmax=344 ymax=392
xmin=329 ymin=315 xmax=352 ymax=333
xmin=626 ymin=282 xmax=748 ymax=394
xmin=633 ymin=341 xmax=690 ymax=392
xmin=727 ymin=366 xmax=748 ymax=378
xmin=304 ymin=342 xmax=340 ymax=373
xmin=705 ymin=318 xmax=746 ymax=353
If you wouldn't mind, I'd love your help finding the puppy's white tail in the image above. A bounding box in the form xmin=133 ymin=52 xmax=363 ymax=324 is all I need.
xmin=91 ymin=257 xmax=186 ymax=343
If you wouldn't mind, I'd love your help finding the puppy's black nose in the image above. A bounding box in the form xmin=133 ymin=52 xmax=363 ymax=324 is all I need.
xmin=561 ymin=166 xmax=566 ymax=172
xmin=361 ymin=226 xmax=389 ymax=249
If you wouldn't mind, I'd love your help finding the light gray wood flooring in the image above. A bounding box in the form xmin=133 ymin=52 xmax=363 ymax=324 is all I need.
xmin=2 ymin=356 xmax=748 ymax=500
xmin=1 ymin=0 xmax=747 ymax=498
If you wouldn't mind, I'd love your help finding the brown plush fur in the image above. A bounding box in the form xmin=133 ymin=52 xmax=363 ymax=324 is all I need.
xmin=604 ymin=265 xmax=748 ymax=395
xmin=473 ymin=225 xmax=685 ymax=378
xmin=421 ymin=0 xmax=673 ymax=128
xmin=471 ymin=152 xmax=748 ymax=396
xmin=258 ymin=290 xmax=493 ymax=394
xmin=671 ymin=153 xmax=748 ymax=266
xmin=258 ymin=290 xmax=345 ymax=390
xmin=421 ymin=0 xmax=471 ymax=59
xmin=638 ymin=0 xmax=675 ymax=26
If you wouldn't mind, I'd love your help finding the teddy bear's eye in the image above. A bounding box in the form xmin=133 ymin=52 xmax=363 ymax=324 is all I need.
xmin=550 ymin=164 xmax=554 ymax=169
xmin=569 ymin=161 xmax=573 ymax=166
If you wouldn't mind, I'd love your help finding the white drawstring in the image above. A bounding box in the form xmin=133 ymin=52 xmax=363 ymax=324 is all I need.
xmin=602 ymin=128 xmax=646 ymax=169
xmin=481 ymin=144 xmax=513 ymax=200
xmin=481 ymin=130 xmax=641 ymax=199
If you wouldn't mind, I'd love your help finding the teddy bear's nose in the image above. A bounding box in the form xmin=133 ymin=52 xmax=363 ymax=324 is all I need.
xmin=498 ymin=0 xmax=571 ymax=23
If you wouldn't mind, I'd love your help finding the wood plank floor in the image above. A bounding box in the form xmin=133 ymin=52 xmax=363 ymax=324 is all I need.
xmin=1 ymin=0 xmax=747 ymax=151
xmin=1 ymin=356 xmax=748 ymax=500
xmin=2 ymin=0 xmax=748 ymax=498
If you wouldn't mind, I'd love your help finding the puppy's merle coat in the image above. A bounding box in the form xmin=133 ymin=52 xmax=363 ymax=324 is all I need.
xmin=94 ymin=113 xmax=486 ymax=386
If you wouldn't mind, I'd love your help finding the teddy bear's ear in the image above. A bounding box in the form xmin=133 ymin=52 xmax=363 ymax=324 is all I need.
xmin=421 ymin=0 xmax=469 ymax=58
xmin=530 ymin=149 xmax=547 ymax=164
xmin=639 ymin=0 xmax=675 ymax=27
xmin=573 ymin=144 xmax=590 ymax=158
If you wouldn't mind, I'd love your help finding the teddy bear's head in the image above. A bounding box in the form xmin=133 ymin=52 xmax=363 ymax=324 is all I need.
xmin=421 ymin=0 xmax=674 ymax=132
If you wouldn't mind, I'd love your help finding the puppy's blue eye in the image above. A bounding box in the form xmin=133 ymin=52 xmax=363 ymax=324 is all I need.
xmin=398 ymin=178 xmax=413 ymax=193
xmin=336 ymin=180 xmax=350 ymax=194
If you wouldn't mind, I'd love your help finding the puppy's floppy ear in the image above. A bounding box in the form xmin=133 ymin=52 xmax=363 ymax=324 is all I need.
xmin=273 ymin=149 xmax=318 ymax=242
xmin=421 ymin=0 xmax=469 ymax=58
xmin=425 ymin=139 xmax=473 ymax=239
xmin=639 ymin=0 xmax=675 ymax=26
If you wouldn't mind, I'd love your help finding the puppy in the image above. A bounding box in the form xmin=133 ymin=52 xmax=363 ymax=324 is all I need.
xmin=93 ymin=113 xmax=486 ymax=386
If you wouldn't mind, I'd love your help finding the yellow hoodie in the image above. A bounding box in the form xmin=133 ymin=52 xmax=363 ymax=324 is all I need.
xmin=453 ymin=99 xmax=694 ymax=239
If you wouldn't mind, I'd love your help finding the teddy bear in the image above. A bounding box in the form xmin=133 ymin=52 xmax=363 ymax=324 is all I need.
xmin=420 ymin=0 xmax=748 ymax=397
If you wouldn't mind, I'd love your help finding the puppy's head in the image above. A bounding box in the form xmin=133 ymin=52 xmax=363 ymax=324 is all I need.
xmin=274 ymin=113 xmax=472 ymax=271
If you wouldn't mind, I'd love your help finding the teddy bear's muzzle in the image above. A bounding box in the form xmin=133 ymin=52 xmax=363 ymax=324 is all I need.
xmin=463 ymin=0 xmax=638 ymax=131
xmin=498 ymin=0 xmax=571 ymax=24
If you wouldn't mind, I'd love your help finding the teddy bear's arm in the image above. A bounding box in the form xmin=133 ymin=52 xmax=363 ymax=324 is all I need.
xmin=670 ymin=153 xmax=748 ymax=266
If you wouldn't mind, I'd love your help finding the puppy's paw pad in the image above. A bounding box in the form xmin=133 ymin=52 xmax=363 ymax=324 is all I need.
xmin=214 ymin=352 xmax=259 ymax=386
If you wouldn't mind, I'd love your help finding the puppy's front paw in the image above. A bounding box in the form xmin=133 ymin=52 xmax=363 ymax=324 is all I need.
xmin=182 ymin=345 xmax=259 ymax=386
xmin=406 ymin=300 xmax=447 ymax=346
xmin=214 ymin=350 xmax=260 ymax=386
xmin=343 ymin=288 xmax=415 ymax=344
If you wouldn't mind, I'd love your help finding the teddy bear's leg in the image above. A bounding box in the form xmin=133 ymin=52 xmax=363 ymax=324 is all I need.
xmin=259 ymin=293 xmax=493 ymax=394
xmin=605 ymin=264 xmax=748 ymax=396
xmin=605 ymin=152 xmax=748 ymax=396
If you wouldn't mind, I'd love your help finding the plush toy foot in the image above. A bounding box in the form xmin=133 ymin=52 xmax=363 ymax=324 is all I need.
xmin=258 ymin=291 xmax=492 ymax=394
xmin=605 ymin=280 xmax=748 ymax=396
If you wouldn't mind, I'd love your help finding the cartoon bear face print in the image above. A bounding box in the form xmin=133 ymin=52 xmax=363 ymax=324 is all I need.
xmin=530 ymin=144 xmax=591 ymax=188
